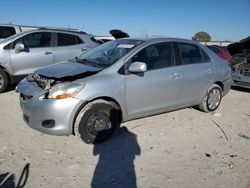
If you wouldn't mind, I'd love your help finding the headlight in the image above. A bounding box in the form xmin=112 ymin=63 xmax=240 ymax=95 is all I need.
xmin=47 ymin=82 xmax=84 ymax=100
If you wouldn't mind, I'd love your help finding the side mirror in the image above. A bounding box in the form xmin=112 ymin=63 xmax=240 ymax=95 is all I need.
xmin=128 ymin=62 xmax=147 ymax=73
xmin=14 ymin=43 xmax=25 ymax=53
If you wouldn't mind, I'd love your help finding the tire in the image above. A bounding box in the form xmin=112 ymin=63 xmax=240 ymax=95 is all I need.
xmin=198 ymin=84 xmax=222 ymax=113
xmin=0 ymin=69 xmax=9 ymax=93
xmin=75 ymin=99 xmax=120 ymax=144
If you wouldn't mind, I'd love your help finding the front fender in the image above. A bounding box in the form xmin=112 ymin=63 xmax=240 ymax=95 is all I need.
xmin=74 ymin=74 xmax=128 ymax=121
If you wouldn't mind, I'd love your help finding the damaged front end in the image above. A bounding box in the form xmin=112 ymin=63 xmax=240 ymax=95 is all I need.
xmin=16 ymin=61 xmax=101 ymax=100
xmin=17 ymin=74 xmax=85 ymax=101
xmin=31 ymin=73 xmax=56 ymax=90
xmin=15 ymin=61 xmax=101 ymax=135
xmin=231 ymin=55 xmax=250 ymax=88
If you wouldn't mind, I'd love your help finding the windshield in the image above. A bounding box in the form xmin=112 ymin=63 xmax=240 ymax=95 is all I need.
xmin=76 ymin=39 xmax=143 ymax=68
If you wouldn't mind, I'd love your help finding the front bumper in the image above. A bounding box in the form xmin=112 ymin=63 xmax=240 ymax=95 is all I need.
xmin=17 ymin=80 xmax=83 ymax=135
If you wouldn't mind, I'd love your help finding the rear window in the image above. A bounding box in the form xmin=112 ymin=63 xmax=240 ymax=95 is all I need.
xmin=0 ymin=26 xmax=16 ymax=38
xmin=57 ymin=33 xmax=83 ymax=46
xmin=207 ymin=46 xmax=220 ymax=54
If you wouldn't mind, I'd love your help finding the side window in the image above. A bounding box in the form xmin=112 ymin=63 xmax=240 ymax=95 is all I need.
xmin=0 ymin=26 xmax=16 ymax=38
xmin=77 ymin=36 xmax=84 ymax=44
xmin=146 ymin=45 xmax=159 ymax=57
xmin=22 ymin=32 xmax=51 ymax=48
xmin=57 ymin=33 xmax=79 ymax=46
xmin=201 ymin=48 xmax=211 ymax=62
xmin=131 ymin=42 xmax=175 ymax=70
xmin=178 ymin=43 xmax=203 ymax=65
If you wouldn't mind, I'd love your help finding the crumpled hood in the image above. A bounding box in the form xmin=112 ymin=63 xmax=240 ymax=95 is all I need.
xmin=35 ymin=61 xmax=102 ymax=80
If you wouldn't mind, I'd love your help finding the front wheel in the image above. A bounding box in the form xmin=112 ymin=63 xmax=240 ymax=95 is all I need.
xmin=198 ymin=84 xmax=222 ymax=113
xmin=75 ymin=100 xmax=120 ymax=144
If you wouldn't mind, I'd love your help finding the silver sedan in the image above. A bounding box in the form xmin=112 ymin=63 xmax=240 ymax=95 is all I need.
xmin=16 ymin=37 xmax=232 ymax=144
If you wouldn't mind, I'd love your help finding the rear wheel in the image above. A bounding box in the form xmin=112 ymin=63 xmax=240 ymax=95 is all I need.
xmin=75 ymin=100 xmax=120 ymax=144
xmin=0 ymin=69 xmax=9 ymax=93
xmin=198 ymin=84 xmax=222 ymax=113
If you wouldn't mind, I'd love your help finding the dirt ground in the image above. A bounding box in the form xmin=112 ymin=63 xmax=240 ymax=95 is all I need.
xmin=0 ymin=87 xmax=249 ymax=188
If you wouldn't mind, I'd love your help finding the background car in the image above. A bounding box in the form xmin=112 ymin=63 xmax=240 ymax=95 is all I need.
xmin=16 ymin=37 xmax=232 ymax=144
xmin=228 ymin=36 xmax=250 ymax=89
xmin=0 ymin=23 xmax=77 ymax=42
xmin=206 ymin=45 xmax=232 ymax=66
xmin=0 ymin=24 xmax=39 ymax=42
xmin=0 ymin=28 xmax=99 ymax=93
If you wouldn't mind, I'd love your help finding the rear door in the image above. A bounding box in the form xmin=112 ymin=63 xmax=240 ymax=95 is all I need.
xmin=125 ymin=42 xmax=182 ymax=117
xmin=9 ymin=32 xmax=54 ymax=76
xmin=53 ymin=32 xmax=85 ymax=63
xmin=174 ymin=42 xmax=214 ymax=105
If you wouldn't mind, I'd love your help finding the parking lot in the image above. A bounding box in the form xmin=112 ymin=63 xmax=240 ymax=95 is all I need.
xmin=0 ymin=87 xmax=249 ymax=188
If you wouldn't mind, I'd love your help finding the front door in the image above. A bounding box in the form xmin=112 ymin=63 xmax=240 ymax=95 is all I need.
xmin=125 ymin=42 xmax=181 ymax=117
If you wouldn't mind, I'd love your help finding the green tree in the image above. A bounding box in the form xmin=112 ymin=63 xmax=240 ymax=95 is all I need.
xmin=192 ymin=31 xmax=211 ymax=42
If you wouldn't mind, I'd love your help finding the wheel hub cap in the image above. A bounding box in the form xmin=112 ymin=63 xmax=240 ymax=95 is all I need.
xmin=208 ymin=89 xmax=221 ymax=110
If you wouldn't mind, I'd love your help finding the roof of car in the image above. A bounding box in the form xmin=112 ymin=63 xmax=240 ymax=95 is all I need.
xmin=37 ymin=28 xmax=86 ymax=34
xmin=16 ymin=28 xmax=88 ymax=37
xmin=0 ymin=29 xmax=90 ymax=44
xmin=118 ymin=36 xmax=200 ymax=44
xmin=0 ymin=23 xmax=78 ymax=30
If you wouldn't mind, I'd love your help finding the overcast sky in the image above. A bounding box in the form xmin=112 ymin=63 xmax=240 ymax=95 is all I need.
xmin=1 ymin=0 xmax=249 ymax=41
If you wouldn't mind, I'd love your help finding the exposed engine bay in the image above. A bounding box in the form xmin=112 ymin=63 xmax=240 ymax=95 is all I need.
xmin=228 ymin=36 xmax=250 ymax=88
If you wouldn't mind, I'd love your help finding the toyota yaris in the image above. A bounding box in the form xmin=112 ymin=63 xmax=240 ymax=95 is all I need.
xmin=16 ymin=37 xmax=232 ymax=144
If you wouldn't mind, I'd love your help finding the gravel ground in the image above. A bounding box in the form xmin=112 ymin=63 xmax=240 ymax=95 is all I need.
xmin=0 ymin=88 xmax=249 ymax=188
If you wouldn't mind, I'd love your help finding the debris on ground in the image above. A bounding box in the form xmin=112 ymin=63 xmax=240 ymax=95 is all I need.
xmin=228 ymin=162 xmax=234 ymax=169
xmin=209 ymin=118 xmax=229 ymax=141
xmin=205 ymin=153 xmax=211 ymax=157
xmin=213 ymin=113 xmax=222 ymax=117
xmin=225 ymin=153 xmax=238 ymax=158
xmin=238 ymin=133 xmax=250 ymax=140
xmin=229 ymin=154 xmax=238 ymax=158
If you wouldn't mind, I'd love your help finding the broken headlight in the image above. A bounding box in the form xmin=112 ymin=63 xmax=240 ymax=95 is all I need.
xmin=47 ymin=82 xmax=84 ymax=100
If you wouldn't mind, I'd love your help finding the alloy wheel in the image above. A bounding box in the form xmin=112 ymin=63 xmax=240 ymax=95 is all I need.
xmin=207 ymin=88 xmax=221 ymax=110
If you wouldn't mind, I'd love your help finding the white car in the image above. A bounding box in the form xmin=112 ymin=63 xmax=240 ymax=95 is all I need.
xmin=0 ymin=28 xmax=99 ymax=92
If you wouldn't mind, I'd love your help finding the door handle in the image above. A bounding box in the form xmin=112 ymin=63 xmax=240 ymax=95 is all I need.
xmin=206 ymin=68 xmax=213 ymax=73
xmin=81 ymin=48 xmax=88 ymax=51
xmin=45 ymin=51 xmax=52 ymax=55
xmin=170 ymin=73 xmax=179 ymax=78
